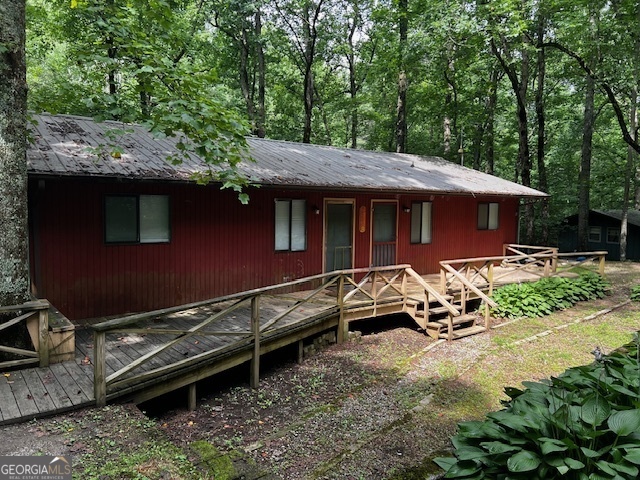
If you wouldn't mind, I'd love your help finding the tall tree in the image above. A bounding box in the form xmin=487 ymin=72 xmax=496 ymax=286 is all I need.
xmin=0 ymin=0 xmax=30 ymax=307
xmin=487 ymin=0 xmax=535 ymax=242
xmin=395 ymin=0 xmax=408 ymax=152
xmin=273 ymin=0 xmax=327 ymax=143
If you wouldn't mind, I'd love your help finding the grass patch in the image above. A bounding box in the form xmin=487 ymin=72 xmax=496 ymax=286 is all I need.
xmin=190 ymin=441 xmax=237 ymax=480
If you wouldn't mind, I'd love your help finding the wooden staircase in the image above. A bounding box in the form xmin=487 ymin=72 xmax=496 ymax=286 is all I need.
xmin=412 ymin=294 xmax=486 ymax=341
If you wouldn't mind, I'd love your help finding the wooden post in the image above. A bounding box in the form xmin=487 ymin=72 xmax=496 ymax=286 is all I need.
xmin=250 ymin=296 xmax=261 ymax=389
xmin=371 ymin=271 xmax=378 ymax=315
xmin=487 ymin=262 xmax=494 ymax=297
xmin=94 ymin=331 xmax=107 ymax=407
xmin=440 ymin=267 xmax=446 ymax=294
xmin=297 ymin=340 xmax=304 ymax=364
xmin=188 ymin=383 xmax=197 ymax=411
xmin=599 ymin=254 xmax=606 ymax=276
xmin=447 ymin=313 xmax=454 ymax=342
xmin=551 ymin=248 xmax=558 ymax=273
xmin=401 ymin=269 xmax=408 ymax=310
xmin=337 ymin=274 xmax=347 ymax=344
xmin=502 ymin=243 xmax=508 ymax=257
xmin=543 ymin=258 xmax=550 ymax=277
xmin=38 ymin=307 xmax=49 ymax=368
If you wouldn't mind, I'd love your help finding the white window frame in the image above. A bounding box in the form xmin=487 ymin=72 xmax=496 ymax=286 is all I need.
xmin=478 ymin=202 xmax=499 ymax=230
xmin=588 ymin=226 xmax=602 ymax=243
xmin=410 ymin=202 xmax=432 ymax=244
xmin=275 ymin=199 xmax=307 ymax=252
xmin=105 ymin=194 xmax=170 ymax=244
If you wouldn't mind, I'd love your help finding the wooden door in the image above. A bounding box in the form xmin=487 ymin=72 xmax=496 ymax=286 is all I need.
xmin=371 ymin=202 xmax=397 ymax=266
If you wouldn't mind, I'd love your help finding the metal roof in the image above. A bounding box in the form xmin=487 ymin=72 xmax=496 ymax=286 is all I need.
xmin=28 ymin=114 xmax=547 ymax=197
xmin=594 ymin=210 xmax=640 ymax=228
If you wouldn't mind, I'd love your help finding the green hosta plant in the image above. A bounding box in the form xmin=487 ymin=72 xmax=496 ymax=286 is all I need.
xmin=631 ymin=285 xmax=640 ymax=302
xmin=434 ymin=335 xmax=640 ymax=479
xmin=489 ymin=273 xmax=608 ymax=320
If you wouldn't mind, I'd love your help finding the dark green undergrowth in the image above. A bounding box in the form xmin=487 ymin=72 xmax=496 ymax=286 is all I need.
xmin=434 ymin=334 xmax=640 ymax=479
xmin=489 ymin=273 xmax=608 ymax=320
xmin=631 ymin=285 xmax=640 ymax=302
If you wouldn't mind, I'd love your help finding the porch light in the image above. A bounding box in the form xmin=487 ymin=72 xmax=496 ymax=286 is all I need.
xmin=313 ymin=206 xmax=320 ymax=215
xmin=403 ymin=206 xmax=411 ymax=213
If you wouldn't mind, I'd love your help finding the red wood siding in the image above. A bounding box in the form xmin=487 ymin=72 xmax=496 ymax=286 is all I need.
xmin=29 ymin=178 xmax=519 ymax=320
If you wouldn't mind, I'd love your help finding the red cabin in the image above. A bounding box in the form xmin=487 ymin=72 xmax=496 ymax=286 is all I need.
xmin=27 ymin=114 xmax=546 ymax=320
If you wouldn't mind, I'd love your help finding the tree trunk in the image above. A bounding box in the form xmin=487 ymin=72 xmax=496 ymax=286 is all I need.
xmin=302 ymin=2 xmax=315 ymax=144
xmin=485 ymin=67 xmax=498 ymax=175
xmin=239 ymin=23 xmax=257 ymax=133
xmin=255 ymin=8 xmax=266 ymax=138
xmin=535 ymin=10 xmax=549 ymax=245
xmin=347 ymin=7 xmax=359 ymax=149
xmin=395 ymin=0 xmax=408 ymax=153
xmin=0 ymin=0 xmax=30 ymax=308
xmin=578 ymin=74 xmax=595 ymax=251
xmin=621 ymin=85 xmax=638 ymax=261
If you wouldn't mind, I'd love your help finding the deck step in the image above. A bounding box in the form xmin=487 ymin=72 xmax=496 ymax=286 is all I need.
xmin=434 ymin=314 xmax=477 ymax=327
xmin=428 ymin=305 xmax=463 ymax=316
xmin=439 ymin=325 xmax=486 ymax=340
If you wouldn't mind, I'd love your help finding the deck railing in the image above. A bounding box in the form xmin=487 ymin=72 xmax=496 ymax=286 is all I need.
xmin=0 ymin=300 xmax=50 ymax=369
xmin=440 ymin=245 xmax=608 ymax=304
xmin=92 ymin=265 xmax=457 ymax=407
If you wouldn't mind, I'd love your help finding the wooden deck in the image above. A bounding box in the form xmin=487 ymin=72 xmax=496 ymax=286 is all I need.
xmin=0 ymin=251 xmax=607 ymax=425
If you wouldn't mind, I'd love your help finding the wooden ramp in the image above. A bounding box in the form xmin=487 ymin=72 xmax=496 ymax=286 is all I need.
xmin=1 ymin=265 xmax=452 ymax=424
xmin=0 ymin=250 xmax=608 ymax=425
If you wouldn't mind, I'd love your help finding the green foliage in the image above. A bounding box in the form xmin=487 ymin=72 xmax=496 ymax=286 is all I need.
xmin=489 ymin=274 xmax=609 ymax=320
xmin=434 ymin=335 xmax=640 ymax=479
xmin=631 ymin=286 xmax=640 ymax=302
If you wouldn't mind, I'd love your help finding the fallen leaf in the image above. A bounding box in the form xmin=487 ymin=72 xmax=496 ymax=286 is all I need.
xmin=27 ymin=394 xmax=33 ymax=400
xmin=3 ymin=373 xmax=9 ymax=377
xmin=82 ymin=356 xmax=90 ymax=365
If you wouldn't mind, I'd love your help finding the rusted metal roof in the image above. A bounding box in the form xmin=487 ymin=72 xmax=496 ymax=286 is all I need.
xmin=28 ymin=114 xmax=547 ymax=197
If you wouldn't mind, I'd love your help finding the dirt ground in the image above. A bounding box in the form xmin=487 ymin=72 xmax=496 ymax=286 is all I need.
xmin=1 ymin=262 xmax=640 ymax=479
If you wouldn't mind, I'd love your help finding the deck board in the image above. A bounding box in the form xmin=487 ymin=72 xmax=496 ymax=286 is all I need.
xmin=7 ymin=372 xmax=40 ymax=418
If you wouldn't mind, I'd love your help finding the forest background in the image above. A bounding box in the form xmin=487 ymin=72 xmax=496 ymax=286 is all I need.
xmin=25 ymin=0 xmax=640 ymax=254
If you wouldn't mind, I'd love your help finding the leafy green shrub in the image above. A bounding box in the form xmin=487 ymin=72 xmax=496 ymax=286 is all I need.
xmin=434 ymin=336 xmax=640 ymax=479
xmin=489 ymin=273 xmax=608 ymax=320
xmin=631 ymin=285 xmax=640 ymax=302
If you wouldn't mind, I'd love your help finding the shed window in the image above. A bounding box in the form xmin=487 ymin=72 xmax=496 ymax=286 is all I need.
xmin=275 ymin=199 xmax=306 ymax=251
xmin=105 ymin=195 xmax=170 ymax=244
xmin=588 ymin=226 xmax=601 ymax=243
xmin=478 ymin=202 xmax=499 ymax=230
xmin=410 ymin=202 xmax=432 ymax=244
xmin=607 ymin=227 xmax=620 ymax=244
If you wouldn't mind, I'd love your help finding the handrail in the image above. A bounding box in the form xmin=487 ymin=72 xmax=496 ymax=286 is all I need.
xmin=92 ymin=264 xmax=411 ymax=332
xmin=0 ymin=300 xmax=50 ymax=369
xmin=439 ymin=248 xmax=608 ymax=305
xmin=92 ymin=264 xmax=448 ymax=407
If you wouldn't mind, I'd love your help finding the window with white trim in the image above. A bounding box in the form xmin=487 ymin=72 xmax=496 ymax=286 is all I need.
xmin=105 ymin=195 xmax=170 ymax=244
xmin=606 ymin=227 xmax=620 ymax=244
xmin=410 ymin=202 xmax=432 ymax=244
xmin=275 ymin=199 xmax=306 ymax=251
xmin=588 ymin=226 xmax=601 ymax=243
xmin=477 ymin=202 xmax=499 ymax=230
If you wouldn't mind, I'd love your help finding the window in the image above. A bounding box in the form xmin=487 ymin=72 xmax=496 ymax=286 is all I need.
xmin=105 ymin=195 xmax=170 ymax=244
xmin=588 ymin=226 xmax=602 ymax=243
xmin=607 ymin=227 xmax=620 ymax=244
xmin=275 ymin=199 xmax=306 ymax=251
xmin=477 ymin=202 xmax=499 ymax=230
xmin=410 ymin=202 xmax=432 ymax=244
